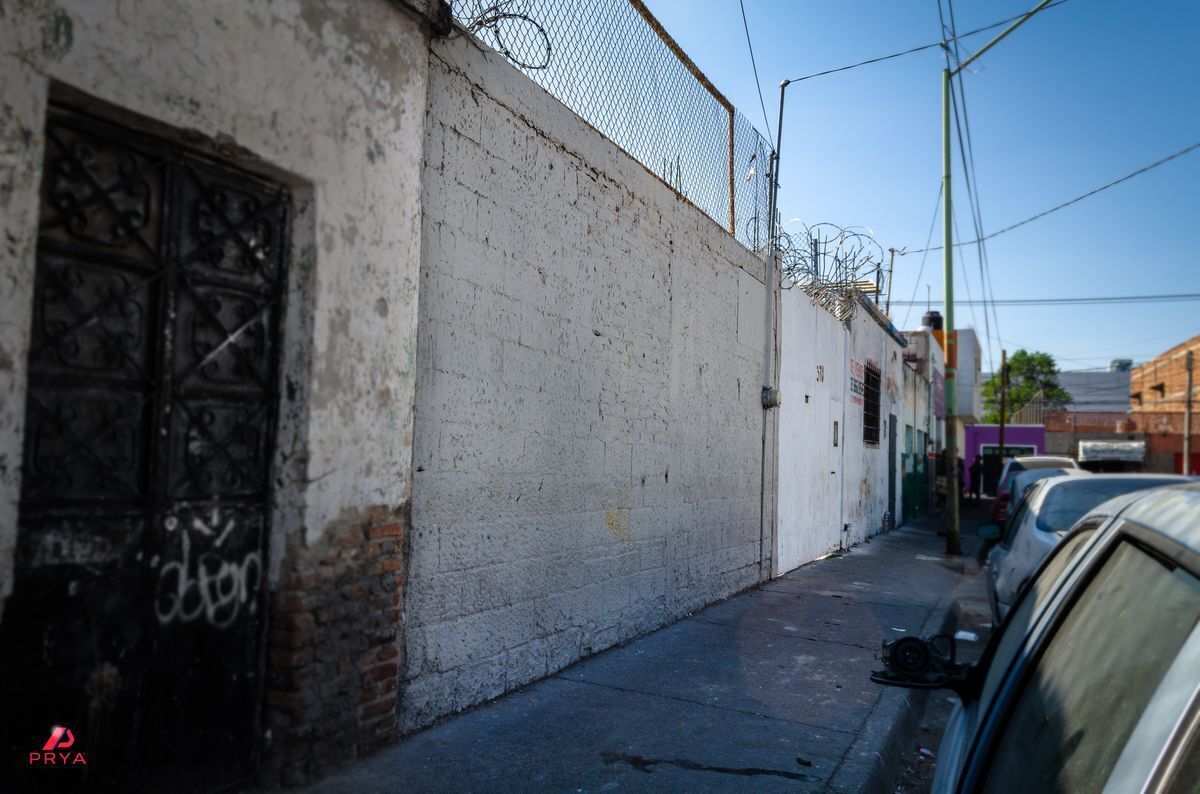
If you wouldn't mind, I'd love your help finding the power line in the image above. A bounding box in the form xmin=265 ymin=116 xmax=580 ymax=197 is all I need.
xmin=943 ymin=0 xmax=1002 ymax=368
xmin=952 ymin=199 xmax=987 ymax=368
xmin=942 ymin=10 xmax=994 ymax=372
xmin=738 ymin=0 xmax=772 ymax=141
xmin=903 ymin=140 xmax=1200 ymax=254
xmin=785 ymin=0 xmax=1070 ymax=83
xmin=900 ymin=183 xmax=943 ymax=329
xmin=892 ymin=292 xmax=1200 ymax=307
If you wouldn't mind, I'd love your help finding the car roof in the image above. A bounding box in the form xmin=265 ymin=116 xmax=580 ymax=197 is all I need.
xmin=1011 ymin=467 xmax=1085 ymax=491
xmin=1086 ymin=482 xmax=1200 ymax=557
xmin=1026 ymin=472 xmax=1185 ymax=511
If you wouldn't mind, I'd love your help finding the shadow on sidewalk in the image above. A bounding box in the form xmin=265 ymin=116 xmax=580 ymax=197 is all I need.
xmin=291 ymin=519 xmax=984 ymax=793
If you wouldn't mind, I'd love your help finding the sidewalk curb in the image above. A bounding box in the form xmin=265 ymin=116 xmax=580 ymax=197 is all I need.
xmin=825 ymin=559 xmax=970 ymax=794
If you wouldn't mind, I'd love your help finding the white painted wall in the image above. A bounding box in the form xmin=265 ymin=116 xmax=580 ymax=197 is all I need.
xmin=956 ymin=327 xmax=983 ymax=422
xmin=776 ymin=292 xmax=905 ymax=574
xmin=0 ymin=0 xmax=429 ymax=614
xmin=406 ymin=30 xmax=775 ymax=731
xmin=776 ymin=290 xmax=846 ymax=569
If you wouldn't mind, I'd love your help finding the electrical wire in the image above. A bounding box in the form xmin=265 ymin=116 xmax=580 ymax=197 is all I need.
xmin=944 ymin=0 xmax=1002 ymax=369
xmin=785 ymin=0 xmax=1070 ymax=83
xmin=952 ymin=201 xmax=986 ymax=361
xmin=901 ymin=183 xmax=943 ymax=329
xmin=891 ymin=292 xmax=1200 ymax=306
xmin=904 ymin=140 xmax=1200 ymax=254
xmin=738 ymin=0 xmax=773 ymax=141
xmin=942 ymin=23 xmax=994 ymax=372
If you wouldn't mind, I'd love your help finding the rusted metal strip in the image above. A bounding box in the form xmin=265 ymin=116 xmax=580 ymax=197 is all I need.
xmin=627 ymin=0 xmax=734 ymax=112
xmin=728 ymin=108 xmax=736 ymax=234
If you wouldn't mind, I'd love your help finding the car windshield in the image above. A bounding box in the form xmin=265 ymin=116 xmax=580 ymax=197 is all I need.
xmin=1036 ymin=479 xmax=1186 ymax=533
xmin=1013 ymin=469 xmax=1069 ymax=496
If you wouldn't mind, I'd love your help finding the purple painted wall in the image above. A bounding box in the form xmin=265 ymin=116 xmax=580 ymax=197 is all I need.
xmin=963 ymin=424 xmax=1046 ymax=493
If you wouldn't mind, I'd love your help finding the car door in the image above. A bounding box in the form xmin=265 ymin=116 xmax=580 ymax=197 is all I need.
xmin=932 ymin=525 xmax=1103 ymax=793
xmin=964 ymin=522 xmax=1200 ymax=792
xmin=986 ymin=487 xmax=1039 ymax=620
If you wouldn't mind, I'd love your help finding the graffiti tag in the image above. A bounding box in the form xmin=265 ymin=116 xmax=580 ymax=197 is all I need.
xmin=155 ymin=519 xmax=261 ymax=629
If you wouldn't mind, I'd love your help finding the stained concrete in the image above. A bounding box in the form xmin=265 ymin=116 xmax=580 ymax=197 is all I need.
xmin=296 ymin=515 xmax=980 ymax=793
xmin=405 ymin=21 xmax=776 ymax=732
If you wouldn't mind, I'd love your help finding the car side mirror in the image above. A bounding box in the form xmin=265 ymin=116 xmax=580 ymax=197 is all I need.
xmin=870 ymin=635 xmax=978 ymax=700
xmin=977 ymin=523 xmax=1001 ymax=541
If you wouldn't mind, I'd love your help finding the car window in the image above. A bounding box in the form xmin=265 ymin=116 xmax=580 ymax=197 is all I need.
xmin=1036 ymin=479 xmax=1186 ymax=534
xmin=979 ymin=540 xmax=1200 ymax=792
xmin=1028 ymin=520 xmax=1104 ymax=612
xmin=978 ymin=528 xmax=1097 ymax=710
xmin=1107 ymin=616 xmax=1200 ymax=792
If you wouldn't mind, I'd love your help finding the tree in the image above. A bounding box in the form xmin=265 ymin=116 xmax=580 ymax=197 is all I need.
xmin=982 ymin=349 xmax=1072 ymax=423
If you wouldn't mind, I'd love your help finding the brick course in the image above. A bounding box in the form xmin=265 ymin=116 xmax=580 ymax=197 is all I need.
xmin=262 ymin=506 xmax=410 ymax=786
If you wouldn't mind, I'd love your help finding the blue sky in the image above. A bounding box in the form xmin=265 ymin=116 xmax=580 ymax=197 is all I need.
xmin=643 ymin=0 xmax=1200 ymax=374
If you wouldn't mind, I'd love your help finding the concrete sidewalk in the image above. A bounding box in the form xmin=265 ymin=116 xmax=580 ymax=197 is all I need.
xmin=300 ymin=515 xmax=981 ymax=793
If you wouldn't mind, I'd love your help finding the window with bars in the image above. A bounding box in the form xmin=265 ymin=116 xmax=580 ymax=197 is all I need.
xmin=864 ymin=363 xmax=882 ymax=445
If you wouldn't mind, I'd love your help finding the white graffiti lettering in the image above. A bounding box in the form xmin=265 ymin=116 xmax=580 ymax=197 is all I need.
xmin=155 ymin=532 xmax=261 ymax=629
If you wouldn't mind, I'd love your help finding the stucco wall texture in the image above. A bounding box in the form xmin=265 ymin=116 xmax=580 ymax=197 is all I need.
xmin=0 ymin=0 xmax=433 ymax=777
xmin=0 ymin=0 xmax=428 ymax=613
xmin=776 ymin=290 xmax=904 ymax=574
xmin=405 ymin=32 xmax=774 ymax=731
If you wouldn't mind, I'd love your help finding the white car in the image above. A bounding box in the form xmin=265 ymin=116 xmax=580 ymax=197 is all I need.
xmin=873 ymin=483 xmax=1200 ymax=792
xmin=980 ymin=473 xmax=1192 ymax=622
xmin=990 ymin=455 xmax=1080 ymax=526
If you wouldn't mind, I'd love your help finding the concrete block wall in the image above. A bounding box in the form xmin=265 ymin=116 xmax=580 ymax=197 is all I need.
xmin=406 ymin=31 xmax=774 ymax=731
xmin=841 ymin=304 xmax=904 ymax=544
xmin=776 ymin=291 xmax=904 ymax=574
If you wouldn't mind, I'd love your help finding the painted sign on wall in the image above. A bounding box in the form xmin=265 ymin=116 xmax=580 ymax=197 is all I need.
xmin=933 ymin=370 xmax=945 ymax=418
xmin=849 ymin=359 xmax=865 ymax=406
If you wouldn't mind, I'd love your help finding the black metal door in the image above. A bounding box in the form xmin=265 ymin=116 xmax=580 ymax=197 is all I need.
xmin=0 ymin=102 xmax=289 ymax=792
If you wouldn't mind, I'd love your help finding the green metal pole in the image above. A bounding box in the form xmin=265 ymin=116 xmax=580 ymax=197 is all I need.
xmin=951 ymin=0 xmax=1054 ymax=77
xmin=943 ymin=68 xmax=961 ymax=555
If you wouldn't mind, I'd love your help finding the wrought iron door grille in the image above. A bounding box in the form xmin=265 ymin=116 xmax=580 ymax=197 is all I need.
xmin=4 ymin=100 xmax=290 ymax=793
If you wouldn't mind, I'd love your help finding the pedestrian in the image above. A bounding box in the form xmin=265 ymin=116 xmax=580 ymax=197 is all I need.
xmin=969 ymin=455 xmax=983 ymax=502
xmin=957 ymin=456 xmax=966 ymax=502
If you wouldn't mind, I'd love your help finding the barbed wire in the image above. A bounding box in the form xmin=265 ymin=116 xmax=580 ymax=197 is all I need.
xmin=460 ymin=1 xmax=552 ymax=70
xmin=781 ymin=222 xmax=887 ymax=322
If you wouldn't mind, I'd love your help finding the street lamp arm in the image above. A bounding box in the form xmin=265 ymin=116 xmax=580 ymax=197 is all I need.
xmin=950 ymin=0 xmax=1053 ymax=77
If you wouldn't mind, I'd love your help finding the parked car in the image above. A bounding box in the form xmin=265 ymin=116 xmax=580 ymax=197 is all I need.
xmin=988 ymin=467 xmax=1084 ymax=527
xmin=989 ymin=455 xmax=1080 ymax=526
xmin=873 ymin=483 xmax=1200 ymax=792
xmin=980 ymin=473 xmax=1192 ymax=622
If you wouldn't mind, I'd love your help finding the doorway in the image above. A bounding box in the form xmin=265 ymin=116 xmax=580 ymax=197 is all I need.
xmin=0 ymin=100 xmax=290 ymax=791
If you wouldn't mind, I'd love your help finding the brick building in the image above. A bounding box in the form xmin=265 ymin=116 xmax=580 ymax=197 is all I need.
xmin=1130 ymin=333 xmax=1200 ymax=473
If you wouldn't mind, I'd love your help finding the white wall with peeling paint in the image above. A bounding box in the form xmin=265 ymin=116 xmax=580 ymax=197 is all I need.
xmin=776 ymin=291 xmax=905 ymax=574
xmin=0 ymin=0 xmax=428 ymax=613
xmin=405 ymin=30 xmax=775 ymax=732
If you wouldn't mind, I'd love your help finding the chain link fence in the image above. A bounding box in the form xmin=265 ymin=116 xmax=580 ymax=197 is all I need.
xmin=451 ymin=0 xmax=773 ymax=255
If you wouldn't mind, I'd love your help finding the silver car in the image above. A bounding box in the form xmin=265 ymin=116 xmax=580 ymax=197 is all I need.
xmin=980 ymin=473 xmax=1192 ymax=622
xmin=874 ymin=483 xmax=1200 ymax=792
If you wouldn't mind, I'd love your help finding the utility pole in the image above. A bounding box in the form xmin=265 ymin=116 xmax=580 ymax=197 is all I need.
xmin=940 ymin=0 xmax=1052 ymax=556
xmin=941 ymin=64 xmax=960 ymax=554
xmin=885 ymin=247 xmax=896 ymax=316
xmin=1185 ymin=350 xmax=1194 ymax=476
xmin=998 ymin=349 xmax=1008 ymax=463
